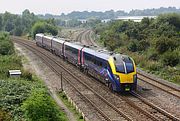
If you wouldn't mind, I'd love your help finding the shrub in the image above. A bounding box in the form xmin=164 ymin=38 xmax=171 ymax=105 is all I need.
xmin=21 ymin=70 xmax=32 ymax=81
xmin=137 ymin=40 xmax=150 ymax=51
xmin=0 ymin=109 xmax=11 ymax=121
xmin=22 ymin=89 xmax=64 ymax=121
xmin=146 ymin=61 xmax=163 ymax=71
xmin=155 ymin=36 xmax=179 ymax=54
xmin=128 ymin=41 xmax=137 ymax=52
xmin=162 ymin=50 xmax=180 ymax=67
xmin=147 ymin=48 xmax=159 ymax=61
xmin=0 ymin=32 xmax=14 ymax=55
xmin=0 ymin=79 xmax=32 ymax=119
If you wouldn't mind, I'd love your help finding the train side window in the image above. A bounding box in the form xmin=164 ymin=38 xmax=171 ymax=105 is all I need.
xmin=104 ymin=63 xmax=107 ymax=69
xmin=93 ymin=59 xmax=96 ymax=65
xmin=99 ymin=62 xmax=103 ymax=67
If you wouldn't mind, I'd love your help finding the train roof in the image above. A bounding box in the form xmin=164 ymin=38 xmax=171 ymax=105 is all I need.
xmin=52 ymin=37 xmax=65 ymax=44
xmin=43 ymin=35 xmax=54 ymax=40
xmin=83 ymin=46 xmax=131 ymax=62
xmin=65 ymin=41 xmax=84 ymax=49
xmin=83 ymin=46 xmax=112 ymax=60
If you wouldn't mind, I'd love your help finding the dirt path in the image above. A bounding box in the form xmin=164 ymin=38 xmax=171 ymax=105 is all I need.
xmin=15 ymin=43 xmax=76 ymax=121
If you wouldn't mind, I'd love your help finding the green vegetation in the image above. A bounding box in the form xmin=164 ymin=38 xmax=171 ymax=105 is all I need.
xmin=0 ymin=32 xmax=68 ymax=121
xmin=95 ymin=13 xmax=180 ymax=84
xmin=0 ymin=9 xmax=58 ymax=38
xmin=39 ymin=7 xmax=180 ymax=20
xmin=0 ymin=32 xmax=14 ymax=55
xmin=59 ymin=92 xmax=84 ymax=121
xmin=22 ymin=89 xmax=67 ymax=121
xmin=32 ymin=21 xmax=58 ymax=38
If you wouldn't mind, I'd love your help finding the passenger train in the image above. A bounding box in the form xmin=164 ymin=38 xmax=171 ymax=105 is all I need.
xmin=35 ymin=33 xmax=137 ymax=92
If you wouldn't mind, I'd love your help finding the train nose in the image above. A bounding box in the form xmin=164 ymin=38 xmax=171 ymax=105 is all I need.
xmin=120 ymin=74 xmax=134 ymax=83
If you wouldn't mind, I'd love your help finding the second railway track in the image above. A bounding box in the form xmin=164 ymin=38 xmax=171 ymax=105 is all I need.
xmin=137 ymin=72 xmax=180 ymax=98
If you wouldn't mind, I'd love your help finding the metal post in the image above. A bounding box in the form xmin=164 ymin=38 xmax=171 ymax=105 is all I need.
xmin=61 ymin=72 xmax=63 ymax=91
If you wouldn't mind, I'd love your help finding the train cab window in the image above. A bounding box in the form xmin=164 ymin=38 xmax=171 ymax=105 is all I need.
xmin=125 ymin=62 xmax=134 ymax=73
xmin=115 ymin=63 xmax=125 ymax=73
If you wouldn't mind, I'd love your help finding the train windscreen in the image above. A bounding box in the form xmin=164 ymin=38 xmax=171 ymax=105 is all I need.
xmin=125 ymin=62 xmax=134 ymax=73
xmin=114 ymin=54 xmax=134 ymax=74
xmin=116 ymin=63 xmax=125 ymax=73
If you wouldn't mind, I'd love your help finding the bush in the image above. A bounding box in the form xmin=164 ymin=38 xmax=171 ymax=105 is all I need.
xmin=155 ymin=36 xmax=179 ymax=54
xmin=0 ymin=79 xmax=32 ymax=119
xmin=0 ymin=32 xmax=14 ymax=55
xmin=137 ymin=40 xmax=150 ymax=51
xmin=0 ymin=109 xmax=11 ymax=121
xmin=22 ymin=89 xmax=65 ymax=121
xmin=146 ymin=61 xmax=163 ymax=71
xmin=21 ymin=70 xmax=32 ymax=81
xmin=147 ymin=48 xmax=159 ymax=61
xmin=162 ymin=50 xmax=180 ymax=67
xmin=128 ymin=41 xmax=137 ymax=52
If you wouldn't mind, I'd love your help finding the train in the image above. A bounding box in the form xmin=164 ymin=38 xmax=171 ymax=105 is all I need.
xmin=35 ymin=33 xmax=137 ymax=92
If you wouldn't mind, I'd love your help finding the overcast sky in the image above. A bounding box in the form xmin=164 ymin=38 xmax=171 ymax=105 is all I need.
xmin=0 ymin=0 xmax=179 ymax=15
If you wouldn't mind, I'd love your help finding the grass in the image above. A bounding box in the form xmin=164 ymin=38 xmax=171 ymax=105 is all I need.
xmin=59 ymin=91 xmax=84 ymax=121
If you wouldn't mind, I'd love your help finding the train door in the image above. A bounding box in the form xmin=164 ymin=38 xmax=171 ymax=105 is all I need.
xmin=80 ymin=47 xmax=85 ymax=68
xmin=62 ymin=42 xmax=66 ymax=57
xmin=50 ymin=38 xmax=54 ymax=52
xmin=42 ymin=36 xmax=44 ymax=47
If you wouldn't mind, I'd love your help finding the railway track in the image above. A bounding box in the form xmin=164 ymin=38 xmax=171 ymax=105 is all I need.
xmin=76 ymin=29 xmax=87 ymax=42
xmin=13 ymin=37 xmax=180 ymax=121
xmin=129 ymin=92 xmax=180 ymax=121
xmin=76 ymin=29 xmax=98 ymax=46
xmin=13 ymin=37 xmax=132 ymax=121
xmin=137 ymin=71 xmax=180 ymax=98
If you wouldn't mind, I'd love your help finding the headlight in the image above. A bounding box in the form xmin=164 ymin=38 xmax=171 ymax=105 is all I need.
xmin=114 ymin=74 xmax=119 ymax=81
xmin=133 ymin=74 xmax=137 ymax=82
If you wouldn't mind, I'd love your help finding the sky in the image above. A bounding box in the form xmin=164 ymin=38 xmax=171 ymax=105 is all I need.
xmin=0 ymin=0 xmax=180 ymax=15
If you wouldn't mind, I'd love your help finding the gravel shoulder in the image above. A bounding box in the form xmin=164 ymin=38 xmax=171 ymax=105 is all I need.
xmin=15 ymin=43 xmax=76 ymax=121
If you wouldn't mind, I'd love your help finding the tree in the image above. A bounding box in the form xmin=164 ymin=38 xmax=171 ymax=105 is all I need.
xmin=66 ymin=19 xmax=81 ymax=27
xmin=157 ymin=13 xmax=180 ymax=31
xmin=0 ymin=15 xmax=2 ymax=30
xmin=22 ymin=9 xmax=37 ymax=33
xmin=32 ymin=21 xmax=58 ymax=38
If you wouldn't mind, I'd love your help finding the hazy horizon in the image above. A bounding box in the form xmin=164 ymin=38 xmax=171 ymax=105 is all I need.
xmin=0 ymin=0 xmax=180 ymax=15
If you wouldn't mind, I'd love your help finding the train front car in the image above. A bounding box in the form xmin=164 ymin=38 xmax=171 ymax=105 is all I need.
xmin=108 ymin=54 xmax=137 ymax=92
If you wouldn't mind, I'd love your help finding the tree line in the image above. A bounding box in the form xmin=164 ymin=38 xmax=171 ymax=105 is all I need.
xmin=38 ymin=7 xmax=180 ymax=20
xmin=0 ymin=9 xmax=58 ymax=38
